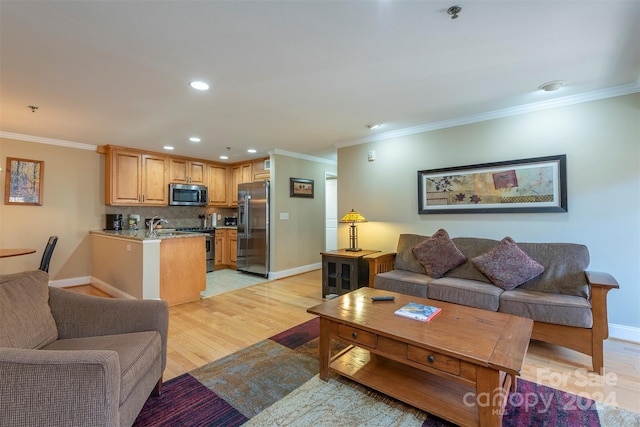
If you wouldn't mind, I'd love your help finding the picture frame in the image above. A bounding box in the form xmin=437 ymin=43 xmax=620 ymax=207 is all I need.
xmin=290 ymin=178 xmax=314 ymax=198
xmin=4 ymin=157 xmax=45 ymax=206
xmin=417 ymin=154 xmax=567 ymax=214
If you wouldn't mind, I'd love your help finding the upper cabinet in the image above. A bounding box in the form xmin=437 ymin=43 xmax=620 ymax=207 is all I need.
xmin=105 ymin=147 xmax=169 ymax=206
xmin=169 ymin=158 xmax=206 ymax=185
xmin=230 ymin=163 xmax=252 ymax=206
xmin=207 ymin=163 xmax=228 ymax=206
xmin=252 ymin=158 xmax=270 ymax=181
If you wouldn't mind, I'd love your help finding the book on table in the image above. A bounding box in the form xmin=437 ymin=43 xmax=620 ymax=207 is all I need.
xmin=394 ymin=302 xmax=442 ymax=322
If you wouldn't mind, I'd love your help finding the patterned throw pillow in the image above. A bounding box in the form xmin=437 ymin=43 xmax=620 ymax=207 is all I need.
xmin=471 ymin=237 xmax=545 ymax=290
xmin=411 ymin=229 xmax=467 ymax=278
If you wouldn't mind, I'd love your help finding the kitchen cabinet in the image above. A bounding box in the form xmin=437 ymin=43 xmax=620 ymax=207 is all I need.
xmin=252 ymin=158 xmax=270 ymax=181
xmin=207 ymin=163 xmax=229 ymax=206
xmin=105 ymin=147 xmax=169 ymax=206
xmin=230 ymin=163 xmax=252 ymax=206
xmin=169 ymin=158 xmax=206 ymax=185
xmin=215 ymin=228 xmax=237 ymax=269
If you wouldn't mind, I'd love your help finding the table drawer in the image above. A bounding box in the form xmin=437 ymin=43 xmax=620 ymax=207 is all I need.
xmin=338 ymin=324 xmax=376 ymax=348
xmin=407 ymin=345 xmax=460 ymax=375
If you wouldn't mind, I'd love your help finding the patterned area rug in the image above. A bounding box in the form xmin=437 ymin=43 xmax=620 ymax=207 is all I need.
xmin=134 ymin=318 xmax=639 ymax=426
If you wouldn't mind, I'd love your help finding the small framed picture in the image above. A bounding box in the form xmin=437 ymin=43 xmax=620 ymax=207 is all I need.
xmin=5 ymin=157 xmax=45 ymax=206
xmin=290 ymin=178 xmax=314 ymax=198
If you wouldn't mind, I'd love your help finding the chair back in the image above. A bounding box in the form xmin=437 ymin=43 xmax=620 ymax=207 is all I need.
xmin=39 ymin=236 xmax=58 ymax=273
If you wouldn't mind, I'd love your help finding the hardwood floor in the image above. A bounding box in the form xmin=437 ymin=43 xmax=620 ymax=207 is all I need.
xmin=67 ymin=269 xmax=640 ymax=413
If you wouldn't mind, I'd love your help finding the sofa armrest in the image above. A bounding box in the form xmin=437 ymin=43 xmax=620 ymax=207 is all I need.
xmin=0 ymin=347 xmax=120 ymax=426
xmin=48 ymin=287 xmax=169 ymax=370
xmin=365 ymin=252 xmax=397 ymax=287
xmin=585 ymin=271 xmax=619 ymax=341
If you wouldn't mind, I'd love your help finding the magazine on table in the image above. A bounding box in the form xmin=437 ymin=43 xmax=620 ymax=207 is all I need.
xmin=394 ymin=302 xmax=441 ymax=322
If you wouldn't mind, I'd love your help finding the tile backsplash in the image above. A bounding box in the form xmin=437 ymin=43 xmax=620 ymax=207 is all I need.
xmin=104 ymin=205 xmax=236 ymax=229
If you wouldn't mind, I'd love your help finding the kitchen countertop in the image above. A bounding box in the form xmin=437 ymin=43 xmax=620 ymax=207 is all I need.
xmin=90 ymin=229 xmax=207 ymax=241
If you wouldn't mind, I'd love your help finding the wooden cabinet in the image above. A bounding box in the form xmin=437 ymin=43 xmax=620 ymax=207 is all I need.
xmin=230 ymin=163 xmax=252 ymax=206
xmin=215 ymin=228 xmax=237 ymax=269
xmin=207 ymin=164 xmax=229 ymax=206
xmin=169 ymin=158 xmax=206 ymax=185
xmin=252 ymin=158 xmax=270 ymax=181
xmin=321 ymin=249 xmax=379 ymax=298
xmin=105 ymin=147 xmax=169 ymax=206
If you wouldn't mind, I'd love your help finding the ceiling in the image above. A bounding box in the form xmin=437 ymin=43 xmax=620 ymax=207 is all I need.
xmin=1 ymin=1 xmax=638 ymax=163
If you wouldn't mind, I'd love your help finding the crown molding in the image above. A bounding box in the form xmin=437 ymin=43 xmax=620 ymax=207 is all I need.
xmin=335 ymin=82 xmax=640 ymax=148
xmin=269 ymin=148 xmax=337 ymax=165
xmin=0 ymin=131 xmax=97 ymax=151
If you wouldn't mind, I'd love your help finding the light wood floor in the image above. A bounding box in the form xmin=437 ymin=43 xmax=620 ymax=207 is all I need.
xmin=71 ymin=269 xmax=640 ymax=413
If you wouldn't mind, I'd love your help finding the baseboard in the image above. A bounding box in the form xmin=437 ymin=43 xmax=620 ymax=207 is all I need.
xmin=88 ymin=277 xmax=137 ymax=299
xmin=269 ymin=263 xmax=321 ymax=280
xmin=48 ymin=276 xmax=92 ymax=288
xmin=609 ymin=323 xmax=640 ymax=343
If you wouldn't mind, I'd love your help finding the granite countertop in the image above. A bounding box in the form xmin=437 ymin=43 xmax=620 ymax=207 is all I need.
xmin=90 ymin=229 xmax=207 ymax=241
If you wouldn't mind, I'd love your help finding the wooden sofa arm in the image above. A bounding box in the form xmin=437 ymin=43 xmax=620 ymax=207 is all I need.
xmin=586 ymin=271 xmax=619 ymax=341
xmin=365 ymin=252 xmax=397 ymax=287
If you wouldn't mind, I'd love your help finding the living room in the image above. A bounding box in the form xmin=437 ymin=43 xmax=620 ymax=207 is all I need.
xmin=1 ymin=1 xmax=639 ymax=425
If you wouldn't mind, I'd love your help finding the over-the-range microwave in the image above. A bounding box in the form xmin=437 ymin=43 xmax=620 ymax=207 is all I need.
xmin=169 ymin=183 xmax=208 ymax=206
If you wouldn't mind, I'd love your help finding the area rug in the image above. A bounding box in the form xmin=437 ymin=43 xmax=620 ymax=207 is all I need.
xmin=201 ymin=269 xmax=271 ymax=298
xmin=134 ymin=318 xmax=639 ymax=426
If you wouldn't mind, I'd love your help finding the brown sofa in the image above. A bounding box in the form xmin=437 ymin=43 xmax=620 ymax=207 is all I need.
xmin=0 ymin=270 xmax=169 ymax=427
xmin=366 ymin=233 xmax=619 ymax=373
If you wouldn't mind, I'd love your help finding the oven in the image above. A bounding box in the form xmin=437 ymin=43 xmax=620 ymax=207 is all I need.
xmin=176 ymin=227 xmax=216 ymax=272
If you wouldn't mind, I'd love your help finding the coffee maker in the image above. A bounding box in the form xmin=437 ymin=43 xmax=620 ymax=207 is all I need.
xmin=105 ymin=214 xmax=123 ymax=230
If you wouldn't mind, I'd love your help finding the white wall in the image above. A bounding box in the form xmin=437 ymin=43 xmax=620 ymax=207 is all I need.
xmin=337 ymin=93 xmax=640 ymax=334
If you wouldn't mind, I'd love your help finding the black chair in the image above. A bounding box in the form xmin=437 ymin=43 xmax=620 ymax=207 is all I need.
xmin=39 ymin=236 xmax=58 ymax=273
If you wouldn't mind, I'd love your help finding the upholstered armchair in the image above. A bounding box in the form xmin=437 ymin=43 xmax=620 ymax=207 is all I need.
xmin=0 ymin=270 xmax=169 ymax=427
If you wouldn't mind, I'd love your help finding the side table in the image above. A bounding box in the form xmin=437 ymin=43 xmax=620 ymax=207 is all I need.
xmin=321 ymin=249 xmax=379 ymax=298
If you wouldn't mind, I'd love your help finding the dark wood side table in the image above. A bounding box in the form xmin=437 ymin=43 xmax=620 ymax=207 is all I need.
xmin=321 ymin=249 xmax=379 ymax=298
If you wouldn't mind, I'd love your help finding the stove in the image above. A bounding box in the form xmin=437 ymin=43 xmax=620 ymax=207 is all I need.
xmin=175 ymin=227 xmax=216 ymax=272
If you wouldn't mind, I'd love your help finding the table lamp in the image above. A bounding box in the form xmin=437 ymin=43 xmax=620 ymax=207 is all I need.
xmin=340 ymin=209 xmax=367 ymax=252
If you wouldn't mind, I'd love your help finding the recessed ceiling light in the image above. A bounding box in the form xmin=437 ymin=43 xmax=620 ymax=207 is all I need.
xmin=189 ymin=81 xmax=210 ymax=91
xmin=367 ymin=123 xmax=381 ymax=130
xmin=247 ymin=149 xmax=257 ymax=153
xmin=538 ymin=80 xmax=564 ymax=92
xmin=189 ymin=137 xmax=201 ymax=143
xmin=219 ymin=155 xmax=229 ymax=160
xmin=163 ymin=146 xmax=174 ymax=151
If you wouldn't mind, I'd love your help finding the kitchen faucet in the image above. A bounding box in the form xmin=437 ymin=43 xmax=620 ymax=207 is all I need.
xmin=147 ymin=216 xmax=168 ymax=237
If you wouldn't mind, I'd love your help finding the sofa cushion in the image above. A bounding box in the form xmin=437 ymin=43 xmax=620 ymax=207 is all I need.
xmin=0 ymin=270 xmax=58 ymax=349
xmin=499 ymin=289 xmax=593 ymax=328
xmin=411 ymin=229 xmax=467 ymax=278
xmin=374 ymin=270 xmax=433 ymax=298
xmin=43 ymin=331 xmax=162 ymax=406
xmin=394 ymin=234 xmax=432 ymax=274
xmin=471 ymin=237 xmax=544 ymax=290
xmin=446 ymin=238 xmax=500 ymax=283
xmin=428 ymin=277 xmax=503 ymax=311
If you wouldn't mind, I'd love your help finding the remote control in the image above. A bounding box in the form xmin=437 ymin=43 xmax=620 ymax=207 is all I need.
xmin=372 ymin=296 xmax=395 ymax=301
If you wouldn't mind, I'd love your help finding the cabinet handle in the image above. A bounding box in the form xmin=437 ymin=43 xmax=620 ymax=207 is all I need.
xmin=427 ymin=355 xmax=435 ymax=364
xmin=352 ymin=332 xmax=358 ymax=339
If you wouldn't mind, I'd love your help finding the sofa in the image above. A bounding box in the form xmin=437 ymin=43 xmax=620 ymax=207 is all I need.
xmin=366 ymin=231 xmax=619 ymax=373
xmin=0 ymin=270 xmax=169 ymax=427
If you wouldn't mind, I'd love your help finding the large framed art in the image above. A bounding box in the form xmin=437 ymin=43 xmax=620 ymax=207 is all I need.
xmin=418 ymin=154 xmax=567 ymax=214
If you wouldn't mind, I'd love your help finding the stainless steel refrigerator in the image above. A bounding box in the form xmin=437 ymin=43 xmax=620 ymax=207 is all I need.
xmin=237 ymin=180 xmax=270 ymax=277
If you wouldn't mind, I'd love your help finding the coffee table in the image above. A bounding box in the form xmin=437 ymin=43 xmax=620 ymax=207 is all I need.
xmin=307 ymin=287 xmax=533 ymax=427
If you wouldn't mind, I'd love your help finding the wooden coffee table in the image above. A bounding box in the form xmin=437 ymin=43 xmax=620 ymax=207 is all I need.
xmin=307 ymin=287 xmax=533 ymax=427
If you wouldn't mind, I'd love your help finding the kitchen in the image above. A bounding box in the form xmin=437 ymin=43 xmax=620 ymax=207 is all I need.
xmin=91 ymin=145 xmax=271 ymax=305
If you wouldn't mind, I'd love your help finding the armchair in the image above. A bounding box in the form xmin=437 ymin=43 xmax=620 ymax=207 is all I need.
xmin=0 ymin=270 xmax=169 ymax=427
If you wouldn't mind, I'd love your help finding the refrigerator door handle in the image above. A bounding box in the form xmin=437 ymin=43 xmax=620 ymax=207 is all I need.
xmin=245 ymin=195 xmax=251 ymax=239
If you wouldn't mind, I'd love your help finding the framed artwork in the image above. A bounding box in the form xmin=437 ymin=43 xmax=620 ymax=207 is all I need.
xmin=5 ymin=157 xmax=45 ymax=206
xmin=290 ymin=178 xmax=314 ymax=198
xmin=418 ymin=155 xmax=567 ymax=214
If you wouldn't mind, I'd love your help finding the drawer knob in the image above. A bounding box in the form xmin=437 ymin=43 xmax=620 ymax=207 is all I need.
xmin=427 ymin=355 xmax=435 ymax=364
xmin=352 ymin=332 xmax=358 ymax=339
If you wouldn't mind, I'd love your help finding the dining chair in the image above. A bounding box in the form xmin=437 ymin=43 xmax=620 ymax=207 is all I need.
xmin=39 ymin=236 xmax=58 ymax=273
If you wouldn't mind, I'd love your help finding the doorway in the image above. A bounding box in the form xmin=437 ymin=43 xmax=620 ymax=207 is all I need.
xmin=325 ymin=172 xmax=338 ymax=251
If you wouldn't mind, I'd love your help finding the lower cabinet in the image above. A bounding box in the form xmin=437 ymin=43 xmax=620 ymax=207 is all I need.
xmin=215 ymin=228 xmax=237 ymax=270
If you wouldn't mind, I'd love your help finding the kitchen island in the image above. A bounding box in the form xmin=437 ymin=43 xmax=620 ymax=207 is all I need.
xmin=90 ymin=229 xmax=206 ymax=306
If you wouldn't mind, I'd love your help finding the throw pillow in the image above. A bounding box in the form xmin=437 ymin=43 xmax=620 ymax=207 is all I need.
xmin=471 ymin=237 xmax=544 ymax=290
xmin=411 ymin=229 xmax=467 ymax=278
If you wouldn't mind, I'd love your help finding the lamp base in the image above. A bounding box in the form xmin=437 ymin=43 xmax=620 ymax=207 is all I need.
xmin=345 ymin=247 xmax=362 ymax=252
